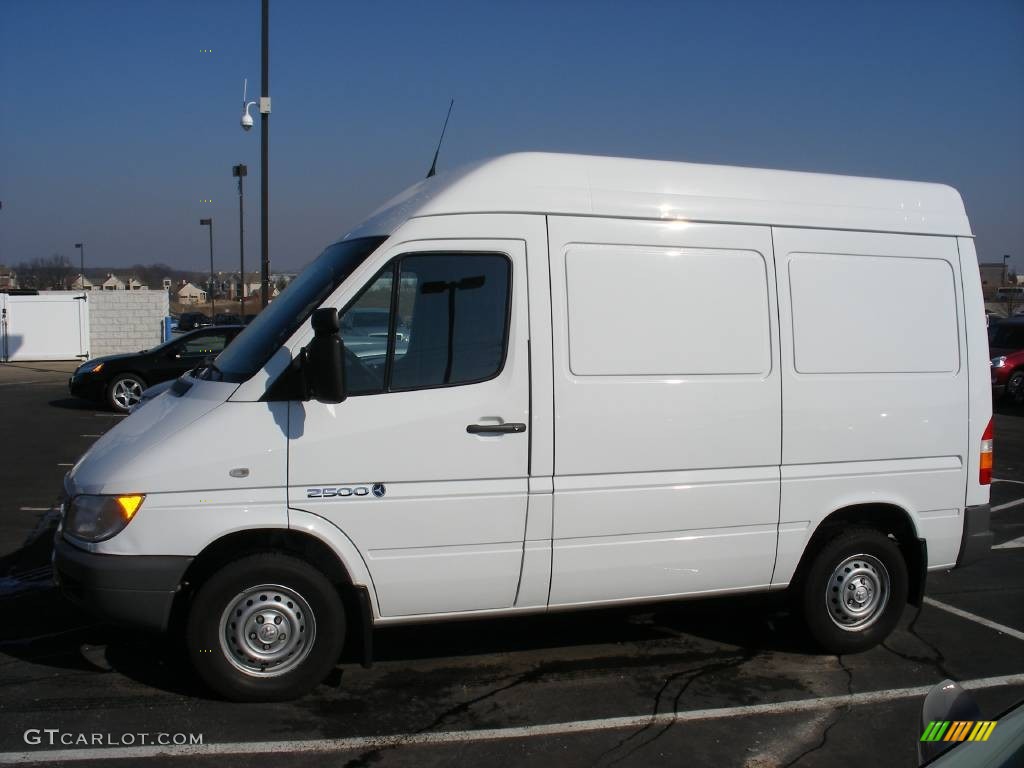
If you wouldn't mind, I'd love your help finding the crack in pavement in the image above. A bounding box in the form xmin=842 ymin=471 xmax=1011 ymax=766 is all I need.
xmin=597 ymin=648 xmax=757 ymax=767
xmin=340 ymin=643 xmax=756 ymax=768
xmin=341 ymin=665 xmax=545 ymax=768
xmin=776 ymin=654 xmax=854 ymax=768
xmin=881 ymin=604 xmax=954 ymax=681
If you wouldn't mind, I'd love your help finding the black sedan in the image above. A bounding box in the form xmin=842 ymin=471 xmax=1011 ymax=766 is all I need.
xmin=69 ymin=326 xmax=243 ymax=413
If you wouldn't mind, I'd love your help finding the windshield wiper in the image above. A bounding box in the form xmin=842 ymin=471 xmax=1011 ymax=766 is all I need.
xmin=195 ymin=360 xmax=224 ymax=381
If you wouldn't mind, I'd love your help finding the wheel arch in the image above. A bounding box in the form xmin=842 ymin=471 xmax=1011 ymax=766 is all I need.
xmin=178 ymin=528 xmax=355 ymax=594
xmin=169 ymin=524 xmax=377 ymax=663
xmin=791 ymin=502 xmax=927 ymax=606
xmin=107 ymin=369 xmax=151 ymax=388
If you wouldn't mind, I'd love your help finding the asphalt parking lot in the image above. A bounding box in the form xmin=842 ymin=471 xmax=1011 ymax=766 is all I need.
xmin=0 ymin=361 xmax=1022 ymax=767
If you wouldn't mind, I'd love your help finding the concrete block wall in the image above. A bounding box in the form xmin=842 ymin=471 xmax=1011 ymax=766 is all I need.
xmin=88 ymin=291 xmax=169 ymax=357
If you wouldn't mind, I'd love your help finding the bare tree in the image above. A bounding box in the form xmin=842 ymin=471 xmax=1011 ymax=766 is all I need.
xmin=16 ymin=254 xmax=74 ymax=289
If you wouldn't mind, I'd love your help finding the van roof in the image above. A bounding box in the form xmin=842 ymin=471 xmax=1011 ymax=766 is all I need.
xmin=346 ymin=152 xmax=971 ymax=239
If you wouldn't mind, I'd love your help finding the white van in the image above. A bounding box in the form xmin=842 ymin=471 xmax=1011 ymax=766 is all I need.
xmin=54 ymin=153 xmax=993 ymax=701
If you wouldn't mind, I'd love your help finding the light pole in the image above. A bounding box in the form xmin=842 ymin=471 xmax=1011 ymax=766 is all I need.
xmin=260 ymin=0 xmax=270 ymax=309
xmin=74 ymin=243 xmax=84 ymax=288
xmin=239 ymin=0 xmax=271 ymax=308
xmin=200 ymin=218 xmax=215 ymax=317
xmin=233 ymin=164 xmax=248 ymax=318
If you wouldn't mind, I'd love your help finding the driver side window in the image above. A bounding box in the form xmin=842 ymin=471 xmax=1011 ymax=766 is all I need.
xmin=339 ymin=269 xmax=393 ymax=395
xmin=338 ymin=252 xmax=511 ymax=396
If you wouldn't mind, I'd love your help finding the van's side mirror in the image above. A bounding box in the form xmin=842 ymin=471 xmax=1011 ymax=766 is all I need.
xmin=918 ymin=679 xmax=981 ymax=765
xmin=302 ymin=308 xmax=346 ymax=403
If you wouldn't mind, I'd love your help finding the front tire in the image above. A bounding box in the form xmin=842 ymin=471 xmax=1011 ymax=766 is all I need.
xmin=186 ymin=553 xmax=346 ymax=701
xmin=106 ymin=373 xmax=145 ymax=413
xmin=798 ymin=527 xmax=908 ymax=654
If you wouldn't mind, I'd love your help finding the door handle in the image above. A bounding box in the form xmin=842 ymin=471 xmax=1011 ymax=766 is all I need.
xmin=466 ymin=423 xmax=527 ymax=435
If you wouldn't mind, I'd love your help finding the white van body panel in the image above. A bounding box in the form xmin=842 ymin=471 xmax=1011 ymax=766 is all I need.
xmin=68 ymin=378 xmax=238 ymax=494
xmin=350 ymin=153 xmax=972 ymax=240
xmin=287 ymin=508 xmax=379 ymax=609
xmin=65 ymin=379 xmax=290 ymax=557
xmin=956 ymin=237 xmax=993 ymax=508
xmin=546 ymin=216 xmax=782 ymax=605
xmin=772 ymin=228 xmax=969 ymax=580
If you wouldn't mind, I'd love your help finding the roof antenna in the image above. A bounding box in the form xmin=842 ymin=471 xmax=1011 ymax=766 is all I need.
xmin=426 ymin=98 xmax=454 ymax=179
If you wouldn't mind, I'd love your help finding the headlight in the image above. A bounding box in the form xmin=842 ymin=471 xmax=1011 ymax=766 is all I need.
xmin=992 ymin=356 xmax=1007 ymax=368
xmin=79 ymin=361 xmax=104 ymax=374
xmin=64 ymin=494 xmax=145 ymax=542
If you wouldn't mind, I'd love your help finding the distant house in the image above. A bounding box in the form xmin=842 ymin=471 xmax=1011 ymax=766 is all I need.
xmin=0 ymin=265 xmax=18 ymax=290
xmin=126 ymin=277 xmax=148 ymax=291
xmin=247 ymin=282 xmax=280 ymax=299
xmin=177 ymin=282 xmax=207 ymax=305
xmin=102 ymin=274 xmax=125 ymax=291
xmin=69 ymin=274 xmax=94 ymax=290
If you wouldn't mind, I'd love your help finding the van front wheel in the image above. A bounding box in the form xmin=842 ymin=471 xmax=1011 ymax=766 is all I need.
xmin=186 ymin=553 xmax=346 ymax=701
xmin=799 ymin=527 xmax=908 ymax=654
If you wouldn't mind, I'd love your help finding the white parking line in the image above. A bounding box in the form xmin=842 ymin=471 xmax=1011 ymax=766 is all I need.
xmin=992 ymin=497 xmax=1024 ymax=513
xmin=56 ymin=463 xmax=74 ymax=467
xmin=79 ymin=434 xmax=102 ymax=438
xmin=993 ymin=535 xmax=1024 ymax=550
xmin=1 ymin=673 xmax=1022 ymax=765
xmin=923 ymin=598 xmax=1024 ymax=642
xmin=17 ymin=507 xmax=50 ymax=512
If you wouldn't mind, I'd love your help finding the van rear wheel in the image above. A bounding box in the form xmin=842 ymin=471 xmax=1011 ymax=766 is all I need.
xmin=186 ymin=553 xmax=346 ymax=701
xmin=798 ymin=527 xmax=908 ymax=654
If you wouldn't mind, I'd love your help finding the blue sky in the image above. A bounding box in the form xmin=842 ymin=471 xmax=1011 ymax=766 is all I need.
xmin=1 ymin=0 xmax=1022 ymax=272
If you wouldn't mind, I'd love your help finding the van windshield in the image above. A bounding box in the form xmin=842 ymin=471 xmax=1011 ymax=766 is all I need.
xmin=210 ymin=236 xmax=387 ymax=383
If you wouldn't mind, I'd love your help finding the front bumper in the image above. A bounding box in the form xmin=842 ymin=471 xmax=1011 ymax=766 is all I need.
xmin=956 ymin=503 xmax=993 ymax=567
xmin=68 ymin=374 xmax=105 ymax=402
xmin=52 ymin=534 xmax=192 ymax=632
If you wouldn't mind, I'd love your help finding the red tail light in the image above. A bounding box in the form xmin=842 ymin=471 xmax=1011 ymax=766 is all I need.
xmin=980 ymin=417 xmax=994 ymax=485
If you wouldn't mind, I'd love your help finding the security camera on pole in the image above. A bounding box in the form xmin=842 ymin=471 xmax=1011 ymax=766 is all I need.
xmin=239 ymin=0 xmax=271 ymax=309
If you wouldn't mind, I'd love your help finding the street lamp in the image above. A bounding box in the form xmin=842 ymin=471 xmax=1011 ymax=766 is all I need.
xmin=199 ymin=218 xmax=215 ymax=317
xmin=74 ymin=243 xmax=85 ymax=289
xmin=232 ymin=164 xmax=248 ymax=319
xmin=239 ymin=0 xmax=271 ymax=308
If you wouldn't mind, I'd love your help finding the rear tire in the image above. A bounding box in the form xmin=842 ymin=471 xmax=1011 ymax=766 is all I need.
xmin=1006 ymin=370 xmax=1024 ymax=405
xmin=106 ymin=373 xmax=145 ymax=413
xmin=798 ymin=527 xmax=908 ymax=654
xmin=186 ymin=553 xmax=346 ymax=701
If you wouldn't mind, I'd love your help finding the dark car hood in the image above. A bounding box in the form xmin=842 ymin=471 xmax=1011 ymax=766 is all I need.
xmin=75 ymin=351 xmax=148 ymax=373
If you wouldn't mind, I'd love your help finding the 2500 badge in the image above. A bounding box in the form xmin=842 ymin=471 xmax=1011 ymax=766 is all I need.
xmin=306 ymin=483 xmax=386 ymax=499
